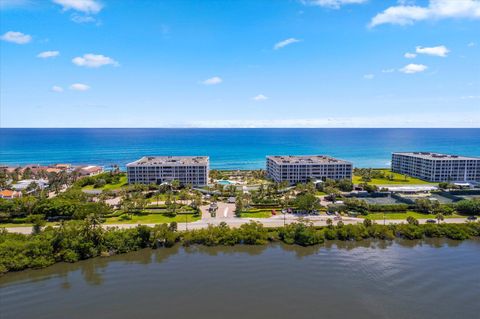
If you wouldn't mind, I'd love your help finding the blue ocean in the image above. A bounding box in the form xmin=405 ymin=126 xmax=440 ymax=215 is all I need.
xmin=0 ymin=128 xmax=479 ymax=169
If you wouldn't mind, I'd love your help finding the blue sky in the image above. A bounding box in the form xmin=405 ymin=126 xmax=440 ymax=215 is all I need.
xmin=1 ymin=0 xmax=479 ymax=127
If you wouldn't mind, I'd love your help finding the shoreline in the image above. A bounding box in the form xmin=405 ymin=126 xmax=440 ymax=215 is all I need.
xmin=1 ymin=220 xmax=479 ymax=274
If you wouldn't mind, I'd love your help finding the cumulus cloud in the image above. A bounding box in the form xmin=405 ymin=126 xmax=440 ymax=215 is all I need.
xmin=416 ymin=45 xmax=450 ymax=57
xmin=72 ymin=54 xmax=118 ymax=68
xmin=274 ymin=38 xmax=301 ymax=50
xmin=201 ymin=76 xmax=223 ymax=85
xmin=1 ymin=31 xmax=32 ymax=44
xmin=302 ymin=0 xmax=367 ymax=9
xmin=37 ymin=50 xmax=60 ymax=58
xmin=70 ymin=83 xmax=90 ymax=91
xmin=369 ymin=0 xmax=480 ymax=27
xmin=252 ymin=94 xmax=268 ymax=101
xmin=363 ymin=74 xmax=375 ymax=80
xmin=51 ymin=85 xmax=64 ymax=92
xmin=399 ymin=63 xmax=428 ymax=74
xmin=404 ymin=52 xmax=417 ymax=58
xmin=52 ymin=0 xmax=102 ymax=14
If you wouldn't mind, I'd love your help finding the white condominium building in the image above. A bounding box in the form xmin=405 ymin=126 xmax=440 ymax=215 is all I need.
xmin=391 ymin=152 xmax=480 ymax=182
xmin=266 ymin=155 xmax=353 ymax=185
xmin=127 ymin=156 xmax=209 ymax=186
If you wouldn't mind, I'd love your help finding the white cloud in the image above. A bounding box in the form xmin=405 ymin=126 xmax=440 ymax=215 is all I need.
xmin=1 ymin=31 xmax=32 ymax=44
xmin=37 ymin=50 xmax=60 ymax=58
xmin=72 ymin=54 xmax=118 ymax=68
xmin=70 ymin=83 xmax=90 ymax=91
xmin=363 ymin=74 xmax=375 ymax=80
xmin=369 ymin=0 xmax=480 ymax=27
xmin=399 ymin=63 xmax=428 ymax=74
xmin=302 ymin=0 xmax=367 ymax=9
xmin=381 ymin=68 xmax=396 ymax=73
xmin=468 ymin=41 xmax=476 ymax=47
xmin=201 ymin=76 xmax=223 ymax=85
xmin=274 ymin=38 xmax=301 ymax=50
xmin=52 ymin=0 xmax=102 ymax=14
xmin=461 ymin=95 xmax=480 ymax=99
xmin=51 ymin=85 xmax=64 ymax=92
xmin=404 ymin=52 xmax=417 ymax=58
xmin=416 ymin=45 xmax=449 ymax=57
xmin=252 ymin=94 xmax=268 ymax=101
xmin=71 ymin=14 xmax=96 ymax=23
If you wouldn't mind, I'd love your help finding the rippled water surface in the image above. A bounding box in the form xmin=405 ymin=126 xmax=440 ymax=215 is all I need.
xmin=1 ymin=240 xmax=479 ymax=319
xmin=1 ymin=128 xmax=479 ymax=168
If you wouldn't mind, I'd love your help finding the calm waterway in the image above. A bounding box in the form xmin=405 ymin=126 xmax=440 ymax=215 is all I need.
xmin=1 ymin=240 xmax=479 ymax=319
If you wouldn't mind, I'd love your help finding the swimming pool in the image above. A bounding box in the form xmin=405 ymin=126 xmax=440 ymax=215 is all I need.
xmin=217 ymin=180 xmax=234 ymax=185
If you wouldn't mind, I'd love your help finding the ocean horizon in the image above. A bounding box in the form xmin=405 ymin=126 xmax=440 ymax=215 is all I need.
xmin=1 ymin=128 xmax=479 ymax=169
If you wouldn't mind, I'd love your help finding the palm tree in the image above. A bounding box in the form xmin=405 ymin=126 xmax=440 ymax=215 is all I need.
xmin=179 ymin=189 xmax=190 ymax=205
xmin=279 ymin=181 xmax=289 ymax=192
xmin=171 ymin=180 xmax=181 ymax=192
xmin=436 ymin=213 xmax=444 ymax=224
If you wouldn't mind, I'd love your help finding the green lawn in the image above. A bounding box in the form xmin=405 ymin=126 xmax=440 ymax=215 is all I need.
xmin=104 ymin=213 xmax=200 ymax=224
xmin=82 ymin=176 xmax=128 ymax=191
xmin=361 ymin=211 xmax=462 ymax=220
xmin=353 ymin=169 xmax=436 ymax=185
xmin=148 ymin=194 xmax=170 ymax=202
xmin=240 ymin=210 xmax=273 ymax=218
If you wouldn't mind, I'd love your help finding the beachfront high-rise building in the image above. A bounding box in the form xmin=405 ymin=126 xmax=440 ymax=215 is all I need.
xmin=127 ymin=156 xmax=209 ymax=186
xmin=391 ymin=152 xmax=480 ymax=182
xmin=266 ymin=155 xmax=353 ymax=185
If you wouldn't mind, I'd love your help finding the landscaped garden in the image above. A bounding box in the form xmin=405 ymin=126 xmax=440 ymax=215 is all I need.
xmin=360 ymin=211 xmax=462 ymax=220
xmin=104 ymin=212 xmax=200 ymax=224
xmin=80 ymin=173 xmax=128 ymax=191
xmin=353 ymin=169 xmax=436 ymax=185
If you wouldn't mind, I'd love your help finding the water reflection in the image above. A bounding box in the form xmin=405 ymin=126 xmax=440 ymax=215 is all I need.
xmin=183 ymin=244 xmax=268 ymax=256
xmin=1 ymin=239 xmax=479 ymax=319
xmin=0 ymin=239 xmax=476 ymax=288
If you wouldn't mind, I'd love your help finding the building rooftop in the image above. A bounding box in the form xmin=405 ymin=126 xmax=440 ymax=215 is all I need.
xmin=80 ymin=165 xmax=103 ymax=172
xmin=393 ymin=152 xmax=480 ymax=161
xmin=127 ymin=156 xmax=209 ymax=167
xmin=267 ymin=155 xmax=351 ymax=165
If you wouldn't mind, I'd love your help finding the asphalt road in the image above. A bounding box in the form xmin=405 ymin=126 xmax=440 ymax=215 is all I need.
xmin=3 ymin=215 xmax=473 ymax=234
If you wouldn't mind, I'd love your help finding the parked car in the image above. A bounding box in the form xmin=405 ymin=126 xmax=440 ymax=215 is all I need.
xmin=426 ymin=219 xmax=437 ymax=224
xmin=467 ymin=216 xmax=477 ymax=221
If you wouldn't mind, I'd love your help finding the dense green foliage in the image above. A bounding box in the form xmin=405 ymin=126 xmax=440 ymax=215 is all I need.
xmin=0 ymin=189 xmax=112 ymax=222
xmin=455 ymin=199 xmax=480 ymax=215
xmin=338 ymin=197 xmax=477 ymax=216
xmin=75 ymin=172 xmax=124 ymax=188
xmin=1 ymin=219 xmax=479 ymax=274
xmin=294 ymin=193 xmax=321 ymax=212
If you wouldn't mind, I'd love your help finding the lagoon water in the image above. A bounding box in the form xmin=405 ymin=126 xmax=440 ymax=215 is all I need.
xmin=1 ymin=240 xmax=479 ymax=319
xmin=1 ymin=128 xmax=479 ymax=169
